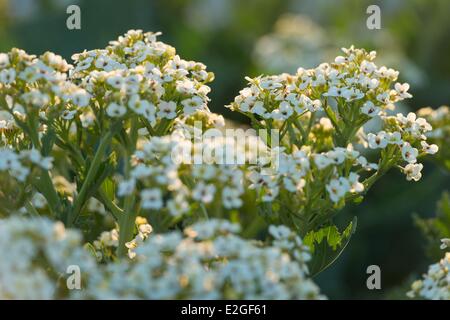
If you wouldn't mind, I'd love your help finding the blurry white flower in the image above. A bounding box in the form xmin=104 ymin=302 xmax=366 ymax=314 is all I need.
xmin=141 ymin=188 xmax=163 ymax=210
xmin=157 ymin=101 xmax=177 ymax=119
xmin=326 ymin=177 xmax=350 ymax=203
xmin=403 ymin=163 xmax=423 ymax=181
xmin=106 ymin=102 xmax=126 ymax=118
xmin=421 ymin=141 xmax=439 ymax=155
xmin=192 ymin=182 xmax=216 ymax=204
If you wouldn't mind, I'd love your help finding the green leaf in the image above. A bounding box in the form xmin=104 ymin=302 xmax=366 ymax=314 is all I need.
xmin=101 ymin=177 xmax=116 ymax=200
xmin=306 ymin=217 xmax=357 ymax=276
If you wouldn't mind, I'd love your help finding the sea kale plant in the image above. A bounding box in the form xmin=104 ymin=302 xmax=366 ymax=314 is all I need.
xmin=0 ymin=30 xmax=439 ymax=298
xmin=227 ymin=46 xmax=438 ymax=272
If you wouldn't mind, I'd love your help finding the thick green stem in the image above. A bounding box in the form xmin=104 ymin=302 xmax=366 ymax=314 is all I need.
xmin=117 ymin=117 xmax=139 ymax=258
xmin=117 ymin=195 xmax=137 ymax=257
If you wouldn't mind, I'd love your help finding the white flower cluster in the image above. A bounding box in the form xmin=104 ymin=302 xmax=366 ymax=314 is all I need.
xmin=0 ymin=147 xmax=53 ymax=181
xmin=69 ymin=30 xmax=213 ymax=125
xmin=418 ymin=105 xmax=450 ymax=139
xmin=118 ymin=122 xmax=270 ymax=216
xmin=249 ymin=144 xmax=375 ymax=204
xmin=417 ymin=105 xmax=450 ymax=169
xmin=229 ymin=46 xmax=410 ymax=122
xmin=0 ymin=216 xmax=95 ymax=299
xmin=125 ymin=221 xmax=153 ymax=259
xmin=90 ymin=227 xmax=119 ymax=262
xmin=408 ymin=246 xmax=450 ymax=300
xmin=90 ymin=217 xmax=152 ymax=261
xmin=84 ymin=219 xmax=324 ymax=299
xmin=373 ymin=112 xmax=438 ymax=181
xmin=0 ymin=50 xmax=89 ymax=120
xmin=0 ymin=215 xmax=324 ymax=299
xmin=227 ymin=46 xmax=437 ymax=211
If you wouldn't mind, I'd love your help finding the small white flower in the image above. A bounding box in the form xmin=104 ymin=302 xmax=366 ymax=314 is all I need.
xmin=181 ymin=96 xmax=204 ymax=115
xmin=401 ymin=143 xmax=418 ymax=163
xmin=394 ymin=82 xmax=412 ymax=99
xmin=403 ymin=163 xmax=423 ymax=181
xmin=269 ymin=224 xmax=292 ymax=240
xmin=222 ymin=187 xmax=242 ymax=209
xmin=251 ymin=101 xmax=270 ymax=118
xmin=128 ymin=95 xmax=154 ymax=116
xmin=385 ymin=131 xmax=402 ymax=145
xmin=376 ymin=66 xmax=399 ymax=80
xmin=360 ymin=60 xmax=377 ymax=74
xmin=157 ymin=101 xmax=177 ymax=119
xmin=61 ymin=109 xmax=77 ymax=120
xmin=80 ymin=112 xmax=96 ymax=128
xmin=118 ymin=179 xmax=135 ymax=196
xmin=361 ymin=101 xmax=380 ymax=117
xmin=71 ymin=90 xmax=90 ymax=107
xmin=192 ymin=182 xmax=216 ymax=204
xmin=271 ymin=101 xmax=293 ymax=120
xmin=141 ymin=188 xmax=163 ymax=210
xmin=107 ymin=75 xmax=125 ymax=89
xmin=283 ymin=177 xmax=306 ymax=193
xmin=74 ymin=57 xmax=93 ymax=72
xmin=421 ymin=141 xmax=439 ymax=155
xmin=260 ymin=78 xmax=282 ymax=90
xmin=323 ymin=86 xmax=344 ymax=97
xmin=139 ymin=224 xmax=153 ymax=236
xmin=106 ymin=102 xmax=127 ymax=117
xmin=367 ymin=132 xmax=388 ymax=149
xmin=348 ymin=172 xmax=364 ymax=193
xmin=326 ymin=149 xmax=346 ymax=165
xmin=0 ymin=68 xmax=16 ymax=84
xmin=0 ymin=53 xmax=10 ymax=68
xmin=175 ymin=79 xmax=195 ymax=94
xmin=440 ymin=238 xmax=450 ymax=250
xmin=376 ymin=92 xmax=391 ymax=104
xmin=31 ymin=193 xmax=47 ymax=209
xmin=326 ymin=177 xmax=350 ymax=203
xmin=341 ymin=87 xmax=364 ymax=101
xmin=314 ymin=154 xmax=333 ymax=169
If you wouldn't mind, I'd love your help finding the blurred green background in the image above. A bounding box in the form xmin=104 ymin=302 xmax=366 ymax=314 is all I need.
xmin=1 ymin=0 xmax=449 ymax=299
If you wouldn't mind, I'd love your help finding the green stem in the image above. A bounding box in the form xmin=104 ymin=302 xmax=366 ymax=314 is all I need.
xmin=117 ymin=194 xmax=137 ymax=257
xmin=68 ymin=126 xmax=117 ymax=226
xmin=25 ymin=200 xmax=40 ymax=217
xmin=95 ymin=189 xmax=123 ymax=221
xmin=117 ymin=116 xmax=139 ymax=258
xmin=293 ymin=118 xmax=307 ymax=144
xmin=323 ymin=101 xmax=342 ymax=136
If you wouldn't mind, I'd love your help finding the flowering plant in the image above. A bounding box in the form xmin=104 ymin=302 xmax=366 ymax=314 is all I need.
xmin=0 ymin=30 xmax=440 ymax=298
xmin=407 ymin=106 xmax=450 ymax=300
